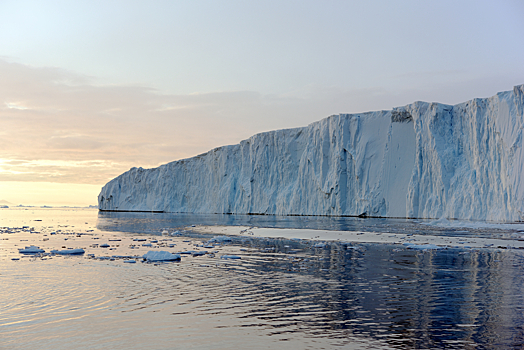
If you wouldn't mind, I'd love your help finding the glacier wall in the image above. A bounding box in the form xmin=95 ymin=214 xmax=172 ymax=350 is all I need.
xmin=99 ymin=84 xmax=524 ymax=221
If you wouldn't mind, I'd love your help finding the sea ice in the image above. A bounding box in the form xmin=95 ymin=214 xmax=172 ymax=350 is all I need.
xmin=312 ymin=243 xmax=327 ymax=248
xmin=143 ymin=251 xmax=181 ymax=262
xmin=191 ymin=251 xmax=207 ymax=256
xmin=51 ymin=248 xmax=85 ymax=255
xmin=208 ymin=236 xmax=233 ymax=243
xmin=18 ymin=246 xmax=45 ymax=254
xmin=403 ymin=243 xmax=443 ymax=250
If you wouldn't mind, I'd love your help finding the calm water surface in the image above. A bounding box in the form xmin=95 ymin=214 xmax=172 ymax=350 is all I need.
xmin=1 ymin=208 xmax=524 ymax=349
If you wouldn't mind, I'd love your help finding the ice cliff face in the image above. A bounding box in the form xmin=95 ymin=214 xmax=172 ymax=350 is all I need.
xmin=99 ymin=85 xmax=524 ymax=222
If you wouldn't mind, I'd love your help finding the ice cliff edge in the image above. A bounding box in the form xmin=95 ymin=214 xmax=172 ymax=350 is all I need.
xmin=99 ymin=84 xmax=524 ymax=221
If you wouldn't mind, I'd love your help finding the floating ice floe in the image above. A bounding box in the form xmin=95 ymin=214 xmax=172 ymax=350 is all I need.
xmin=208 ymin=236 xmax=232 ymax=243
xmin=220 ymin=255 xmax=241 ymax=259
xmin=312 ymin=243 xmax=327 ymax=248
xmin=191 ymin=251 xmax=207 ymax=257
xmin=51 ymin=248 xmax=85 ymax=255
xmin=18 ymin=246 xmax=45 ymax=254
xmin=403 ymin=243 xmax=443 ymax=250
xmin=143 ymin=251 xmax=181 ymax=262
xmin=424 ymin=217 xmax=524 ymax=231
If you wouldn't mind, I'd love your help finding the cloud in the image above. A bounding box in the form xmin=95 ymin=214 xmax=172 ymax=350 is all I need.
xmin=1 ymin=59 xmax=522 ymax=186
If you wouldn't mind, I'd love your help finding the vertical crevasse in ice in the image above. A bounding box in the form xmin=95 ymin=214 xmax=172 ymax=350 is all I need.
xmin=99 ymin=85 xmax=524 ymax=221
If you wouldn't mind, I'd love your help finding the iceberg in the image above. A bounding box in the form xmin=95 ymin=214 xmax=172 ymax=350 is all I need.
xmin=99 ymin=85 xmax=524 ymax=222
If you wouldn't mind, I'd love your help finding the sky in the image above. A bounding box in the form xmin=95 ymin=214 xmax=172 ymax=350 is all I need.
xmin=0 ymin=0 xmax=523 ymax=206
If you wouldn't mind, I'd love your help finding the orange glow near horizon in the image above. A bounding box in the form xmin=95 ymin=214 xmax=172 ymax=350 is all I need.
xmin=0 ymin=181 xmax=100 ymax=207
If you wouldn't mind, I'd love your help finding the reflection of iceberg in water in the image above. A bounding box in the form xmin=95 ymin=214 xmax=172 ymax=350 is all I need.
xmin=217 ymin=242 xmax=524 ymax=348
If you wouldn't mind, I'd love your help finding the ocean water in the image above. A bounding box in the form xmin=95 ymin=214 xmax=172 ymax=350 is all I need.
xmin=1 ymin=208 xmax=524 ymax=349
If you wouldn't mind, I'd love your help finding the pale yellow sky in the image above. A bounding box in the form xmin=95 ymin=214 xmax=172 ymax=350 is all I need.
xmin=0 ymin=181 xmax=100 ymax=207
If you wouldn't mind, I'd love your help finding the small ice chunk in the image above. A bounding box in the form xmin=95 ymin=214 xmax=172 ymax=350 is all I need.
xmin=403 ymin=243 xmax=442 ymax=250
xmin=220 ymin=255 xmax=241 ymax=259
xmin=51 ymin=248 xmax=85 ymax=255
xmin=208 ymin=236 xmax=232 ymax=243
xmin=100 ymin=243 xmax=110 ymax=248
xmin=19 ymin=246 xmax=45 ymax=254
xmin=143 ymin=251 xmax=181 ymax=262
xmin=124 ymin=260 xmax=136 ymax=263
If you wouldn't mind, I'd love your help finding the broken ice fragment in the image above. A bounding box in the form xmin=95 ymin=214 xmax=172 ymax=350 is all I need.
xmin=143 ymin=251 xmax=181 ymax=262
xmin=51 ymin=248 xmax=85 ymax=255
xmin=19 ymin=246 xmax=45 ymax=254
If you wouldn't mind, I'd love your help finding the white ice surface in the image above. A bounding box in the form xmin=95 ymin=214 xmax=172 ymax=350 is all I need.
xmin=143 ymin=251 xmax=181 ymax=262
xmin=18 ymin=246 xmax=45 ymax=254
xmin=99 ymin=85 xmax=524 ymax=221
xmin=193 ymin=225 xmax=524 ymax=250
xmin=423 ymin=217 xmax=524 ymax=231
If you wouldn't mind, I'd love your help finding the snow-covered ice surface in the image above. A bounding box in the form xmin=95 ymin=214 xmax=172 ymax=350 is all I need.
xmin=3 ymin=208 xmax=524 ymax=349
xmin=99 ymin=85 xmax=524 ymax=222
xmin=143 ymin=250 xmax=181 ymax=261
xmin=18 ymin=245 xmax=45 ymax=254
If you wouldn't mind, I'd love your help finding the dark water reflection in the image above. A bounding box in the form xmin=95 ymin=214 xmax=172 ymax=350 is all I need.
xmin=4 ymin=210 xmax=524 ymax=349
xmin=96 ymin=211 xmax=524 ymax=349
xmin=97 ymin=211 xmax=524 ymax=240
xmin=202 ymin=240 xmax=524 ymax=349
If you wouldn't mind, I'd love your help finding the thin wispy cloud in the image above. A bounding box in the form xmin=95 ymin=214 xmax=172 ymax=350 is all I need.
xmin=1 ymin=59 xmax=522 ymax=188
